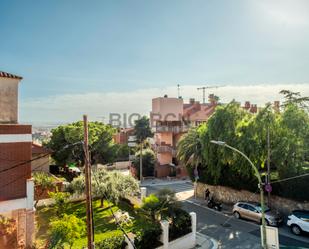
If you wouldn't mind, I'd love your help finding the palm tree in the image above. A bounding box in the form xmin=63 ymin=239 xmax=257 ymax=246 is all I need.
xmin=177 ymin=128 xmax=203 ymax=197
xmin=134 ymin=116 xmax=153 ymax=182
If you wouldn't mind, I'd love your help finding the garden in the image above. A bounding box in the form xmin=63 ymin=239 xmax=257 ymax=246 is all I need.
xmin=34 ymin=170 xmax=191 ymax=249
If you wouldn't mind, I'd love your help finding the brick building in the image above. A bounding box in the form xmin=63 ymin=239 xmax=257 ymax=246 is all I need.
xmin=0 ymin=71 xmax=34 ymax=248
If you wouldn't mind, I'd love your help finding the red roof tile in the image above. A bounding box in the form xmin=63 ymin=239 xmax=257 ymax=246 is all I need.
xmin=0 ymin=71 xmax=23 ymax=80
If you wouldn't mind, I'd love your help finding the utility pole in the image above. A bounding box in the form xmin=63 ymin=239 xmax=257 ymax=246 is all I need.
xmin=267 ymin=126 xmax=271 ymax=207
xmin=140 ymin=141 xmax=143 ymax=183
xmin=83 ymin=115 xmax=94 ymax=249
xmin=197 ymin=86 xmax=220 ymax=104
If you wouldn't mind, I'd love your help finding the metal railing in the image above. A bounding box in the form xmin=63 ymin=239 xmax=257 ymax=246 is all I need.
xmin=155 ymin=125 xmax=189 ymax=133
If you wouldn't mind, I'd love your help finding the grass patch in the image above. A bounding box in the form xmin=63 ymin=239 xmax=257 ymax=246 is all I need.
xmin=35 ymin=199 xmax=152 ymax=249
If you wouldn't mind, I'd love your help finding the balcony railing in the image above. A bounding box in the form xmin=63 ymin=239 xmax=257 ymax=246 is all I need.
xmin=155 ymin=125 xmax=189 ymax=133
xmin=155 ymin=145 xmax=177 ymax=156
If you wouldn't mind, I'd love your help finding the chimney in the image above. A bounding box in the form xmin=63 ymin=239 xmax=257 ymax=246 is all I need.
xmin=250 ymin=104 xmax=257 ymax=113
xmin=274 ymin=101 xmax=280 ymax=113
xmin=0 ymin=72 xmax=22 ymax=124
xmin=194 ymin=101 xmax=201 ymax=111
xmin=189 ymin=98 xmax=195 ymax=104
xmin=244 ymin=101 xmax=250 ymax=110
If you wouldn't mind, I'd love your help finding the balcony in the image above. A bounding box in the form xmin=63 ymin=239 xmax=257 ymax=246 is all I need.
xmin=155 ymin=125 xmax=189 ymax=133
xmin=155 ymin=144 xmax=177 ymax=156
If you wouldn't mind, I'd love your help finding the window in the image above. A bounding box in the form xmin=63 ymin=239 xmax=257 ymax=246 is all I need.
xmin=247 ymin=205 xmax=258 ymax=212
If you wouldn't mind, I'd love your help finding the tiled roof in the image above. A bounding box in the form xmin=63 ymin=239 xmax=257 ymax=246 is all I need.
xmin=0 ymin=71 xmax=23 ymax=80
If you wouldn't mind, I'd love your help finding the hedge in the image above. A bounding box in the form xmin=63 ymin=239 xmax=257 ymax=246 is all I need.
xmin=133 ymin=222 xmax=162 ymax=249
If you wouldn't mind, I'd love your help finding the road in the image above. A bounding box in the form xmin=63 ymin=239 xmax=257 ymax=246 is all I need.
xmin=146 ymin=182 xmax=309 ymax=249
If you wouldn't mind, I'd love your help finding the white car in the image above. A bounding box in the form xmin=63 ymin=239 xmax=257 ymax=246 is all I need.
xmin=287 ymin=210 xmax=309 ymax=235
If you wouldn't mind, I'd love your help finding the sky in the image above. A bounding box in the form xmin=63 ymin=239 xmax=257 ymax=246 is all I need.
xmin=1 ymin=0 xmax=309 ymax=124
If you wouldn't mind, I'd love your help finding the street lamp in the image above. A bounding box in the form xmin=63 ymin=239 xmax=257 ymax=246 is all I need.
xmin=210 ymin=140 xmax=267 ymax=249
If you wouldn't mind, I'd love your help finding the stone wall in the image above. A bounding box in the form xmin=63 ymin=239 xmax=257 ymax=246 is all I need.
xmin=196 ymin=182 xmax=309 ymax=215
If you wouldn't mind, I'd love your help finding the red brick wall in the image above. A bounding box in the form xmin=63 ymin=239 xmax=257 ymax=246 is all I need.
xmin=0 ymin=142 xmax=31 ymax=201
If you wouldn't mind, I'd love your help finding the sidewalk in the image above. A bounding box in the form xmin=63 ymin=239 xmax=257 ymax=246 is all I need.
xmin=141 ymin=178 xmax=192 ymax=187
xmin=196 ymin=232 xmax=219 ymax=249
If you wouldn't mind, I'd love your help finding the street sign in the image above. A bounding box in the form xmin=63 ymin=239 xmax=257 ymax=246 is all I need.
xmin=265 ymin=183 xmax=272 ymax=193
xmin=128 ymin=142 xmax=137 ymax=147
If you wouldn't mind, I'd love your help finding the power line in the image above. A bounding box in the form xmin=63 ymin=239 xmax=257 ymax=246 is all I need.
xmin=0 ymin=158 xmax=55 ymax=189
xmin=270 ymin=172 xmax=309 ymax=184
xmin=0 ymin=152 xmax=51 ymax=174
xmin=0 ymin=141 xmax=84 ymax=175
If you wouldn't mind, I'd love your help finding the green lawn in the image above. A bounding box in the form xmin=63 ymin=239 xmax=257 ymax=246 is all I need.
xmin=36 ymin=199 xmax=152 ymax=249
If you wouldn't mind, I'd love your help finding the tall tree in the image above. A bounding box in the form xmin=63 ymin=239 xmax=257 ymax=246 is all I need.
xmin=280 ymin=90 xmax=309 ymax=110
xmin=47 ymin=121 xmax=117 ymax=166
xmin=134 ymin=116 xmax=153 ymax=181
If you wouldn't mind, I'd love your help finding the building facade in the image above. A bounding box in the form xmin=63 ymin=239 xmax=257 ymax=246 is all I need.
xmin=151 ymin=95 xmax=217 ymax=178
xmin=0 ymin=71 xmax=35 ymax=248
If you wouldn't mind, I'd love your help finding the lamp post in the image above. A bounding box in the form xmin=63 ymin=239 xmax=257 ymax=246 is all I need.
xmin=210 ymin=140 xmax=267 ymax=249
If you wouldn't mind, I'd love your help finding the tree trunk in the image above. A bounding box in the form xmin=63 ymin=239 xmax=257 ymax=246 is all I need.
xmin=100 ymin=198 xmax=104 ymax=208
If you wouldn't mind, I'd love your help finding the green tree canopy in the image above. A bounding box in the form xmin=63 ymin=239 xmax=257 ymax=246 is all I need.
xmin=46 ymin=121 xmax=117 ymax=166
xmin=134 ymin=116 xmax=153 ymax=143
xmin=177 ymin=94 xmax=309 ymax=200
xmin=69 ymin=169 xmax=139 ymax=207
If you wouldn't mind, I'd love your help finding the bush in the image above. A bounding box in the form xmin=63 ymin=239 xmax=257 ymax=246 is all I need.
xmin=169 ymin=208 xmax=192 ymax=241
xmin=133 ymin=223 xmax=162 ymax=249
xmin=48 ymin=214 xmax=85 ymax=249
xmin=48 ymin=190 xmax=70 ymax=217
xmin=96 ymin=234 xmax=126 ymax=249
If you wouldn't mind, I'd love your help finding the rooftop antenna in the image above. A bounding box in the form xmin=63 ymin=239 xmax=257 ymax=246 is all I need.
xmin=177 ymin=84 xmax=180 ymax=98
xmin=197 ymin=85 xmax=221 ymax=104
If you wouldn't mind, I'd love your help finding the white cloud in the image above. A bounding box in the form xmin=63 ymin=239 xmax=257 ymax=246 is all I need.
xmin=20 ymin=84 xmax=309 ymax=125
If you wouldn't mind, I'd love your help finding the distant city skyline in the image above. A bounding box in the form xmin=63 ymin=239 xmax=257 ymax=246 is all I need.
xmin=20 ymin=84 xmax=309 ymax=124
xmin=1 ymin=0 xmax=309 ymax=123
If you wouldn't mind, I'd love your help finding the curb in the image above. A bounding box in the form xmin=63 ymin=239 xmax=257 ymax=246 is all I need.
xmin=196 ymin=232 xmax=219 ymax=249
xmin=141 ymin=180 xmax=192 ymax=187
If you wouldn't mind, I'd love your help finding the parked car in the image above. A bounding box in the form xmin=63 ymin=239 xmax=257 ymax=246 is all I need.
xmin=287 ymin=210 xmax=309 ymax=235
xmin=233 ymin=202 xmax=283 ymax=226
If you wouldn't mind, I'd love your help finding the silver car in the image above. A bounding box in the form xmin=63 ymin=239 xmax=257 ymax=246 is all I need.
xmin=233 ymin=201 xmax=282 ymax=226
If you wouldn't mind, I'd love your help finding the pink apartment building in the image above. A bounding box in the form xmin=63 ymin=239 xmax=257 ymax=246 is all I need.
xmin=151 ymin=94 xmax=217 ymax=178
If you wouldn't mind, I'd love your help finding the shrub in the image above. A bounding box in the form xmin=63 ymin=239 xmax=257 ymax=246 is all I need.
xmin=48 ymin=214 xmax=85 ymax=249
xmin=132 ymin=149 xmax=155 ymax=177
xmin=33 ymin=172 xmax=55 ymax=208
xmin=169 ymin=208 xmax=192 ymax=241
xmin=96 ymin=234 xmax=126 ymax=249
xmin=48 ymin=190 xmax=70 ymax=217
xmin=133 ymin=223 xmax=162 ymax=249
xmin=140 ymin=194 xmax=163 ymax=221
